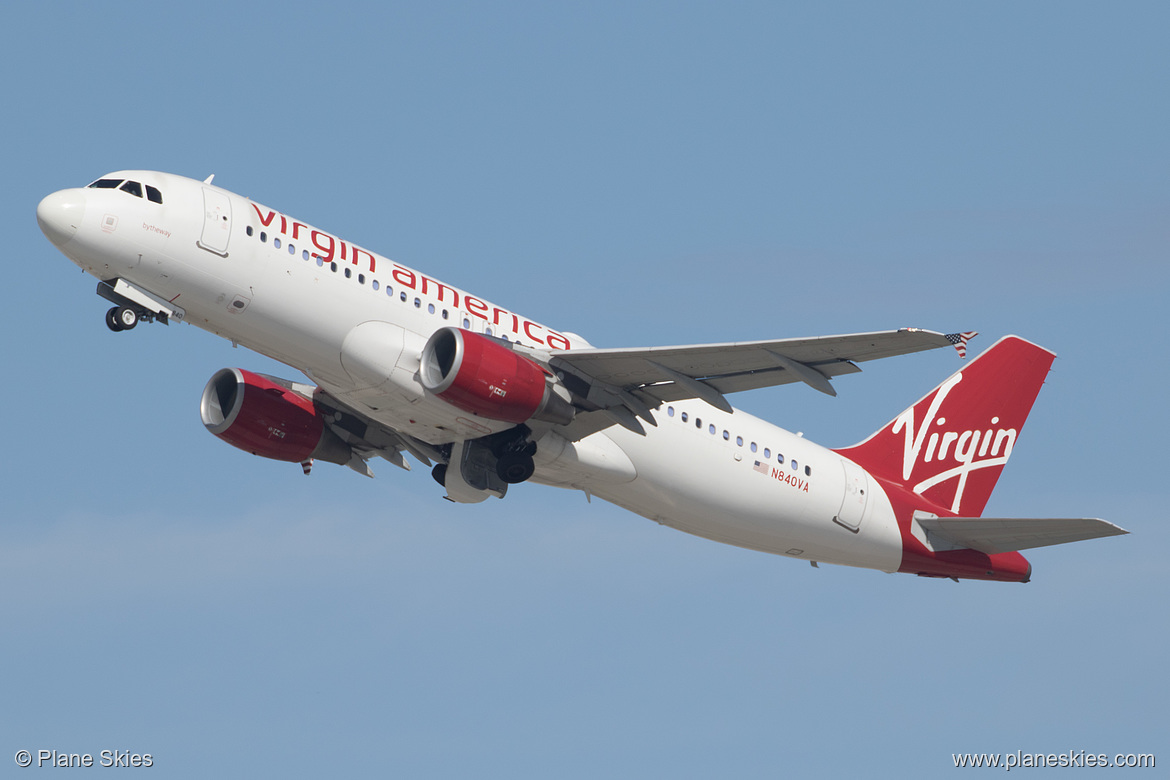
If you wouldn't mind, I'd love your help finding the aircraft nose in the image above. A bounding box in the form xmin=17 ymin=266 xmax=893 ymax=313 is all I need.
xmin=37 ymin=189 xmax=86 ymax=247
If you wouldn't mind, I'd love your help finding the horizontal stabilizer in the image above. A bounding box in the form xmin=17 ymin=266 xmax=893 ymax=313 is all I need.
xmin=916 ymin=516 xmax=1128 ymax=555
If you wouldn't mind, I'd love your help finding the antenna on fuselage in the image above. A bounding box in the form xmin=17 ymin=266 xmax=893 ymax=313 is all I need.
xmin=203 ymin=174 xmax=215 ymax=184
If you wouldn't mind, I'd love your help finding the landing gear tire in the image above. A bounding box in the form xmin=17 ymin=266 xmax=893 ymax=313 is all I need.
xmin=115 ymin=306 xmax=138 ymax=330
xmin=496 ymin=454 xmax=535 ymax=484
xmin=105 ymin=307 xmax=124 ymax=332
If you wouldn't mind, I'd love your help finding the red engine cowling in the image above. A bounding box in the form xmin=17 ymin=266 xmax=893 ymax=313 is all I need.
xmin=420 ymin=327 xmax=574 ymax=425
xmin=200 ymin=368 xmax=350 ymax=464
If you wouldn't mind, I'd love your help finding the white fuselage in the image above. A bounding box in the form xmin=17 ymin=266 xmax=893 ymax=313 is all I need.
xmin=39 ymin=171 xmax=904 ymax=573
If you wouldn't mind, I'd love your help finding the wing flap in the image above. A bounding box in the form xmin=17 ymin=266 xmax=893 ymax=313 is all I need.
xmin=916 ymin=516 xmax=1128 ymax=555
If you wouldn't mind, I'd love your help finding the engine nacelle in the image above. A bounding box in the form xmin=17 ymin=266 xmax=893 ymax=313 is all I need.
xmin=420 ymin=327 xmax=574 ymax=425
xmin=200 ymin=368 xmax=351 ymax=465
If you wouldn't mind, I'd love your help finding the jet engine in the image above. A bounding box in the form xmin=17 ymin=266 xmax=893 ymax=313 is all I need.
xmin=200 ymin=368 xmax=352 ymax=466
xmin=419 ymin=327 xmax=574 ymax=425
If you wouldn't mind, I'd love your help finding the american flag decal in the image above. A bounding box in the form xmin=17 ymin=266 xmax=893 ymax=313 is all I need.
xmin=945 ymin=331 xmax=978 ymax=359
xmin=753 ymin=460 xmax=769 ymax=475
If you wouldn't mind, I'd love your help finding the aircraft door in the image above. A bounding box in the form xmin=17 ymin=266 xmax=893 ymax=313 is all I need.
xmin=198 ymin=187 xmax=232 ymax=256
xmin=834 ymin=458 xmax=869 ymax=532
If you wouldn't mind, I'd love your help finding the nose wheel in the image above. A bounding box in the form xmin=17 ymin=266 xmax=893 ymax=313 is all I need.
xmin=106 ymin=306 xmax=140 ymax=332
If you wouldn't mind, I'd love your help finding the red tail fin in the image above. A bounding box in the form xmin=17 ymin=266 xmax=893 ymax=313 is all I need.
xmin=835 ymin=336 xmax=1055 ymax=517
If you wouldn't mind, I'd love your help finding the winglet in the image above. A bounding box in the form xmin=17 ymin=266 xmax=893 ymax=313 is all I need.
xmin=945 ymin=331 xmax=979 ymax=358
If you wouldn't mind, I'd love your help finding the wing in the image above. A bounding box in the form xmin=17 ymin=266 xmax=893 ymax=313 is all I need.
xmin=915 ymin=516 xmax=1129 ymax=555
xmin=547 ymin=328 xmax=959 ymax=439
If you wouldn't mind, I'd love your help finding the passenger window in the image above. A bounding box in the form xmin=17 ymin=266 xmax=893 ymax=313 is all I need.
xmin=316 ymin=256 xmax=324 ymax=267
xmin=260 ymin=232 xmax=267 ymax=243
xmin=246 ymin=226 xmax=253 ymax=237
xmin=372 ymin=280 xmax=379 ymax=291
xmin=428 ymin=303 xmax=435 ymax=314
xmin=695 ymin=418 xmax=702 ymax=429
xmin=330 ymin=262 xmax=337 ymax=272
xmin=681 ymin=412 xmax=689 ymax=423
xmin=288 ymin=244 xmax=295 ymax=255
xmin=145 ymin=185 xmax=163 ymax=204
xmin=359 ymin=274 xmax=365 ymax=284
xmin=667 ymin=406 xmax=675 ymax=417
xmin=89 ymin=179 xmax=123 ymax=189
xmin=776 ymin=453 xmax=784 ymax=463
xmin=344 ymin=267 xmax=352 ymax=278
xmin=274 ymin=238 xmax=281 ymax=249
xmin=120 ymin=181 xmax=143 ymax=197
xmin=805 ymin=465 xmax=812 ymax=476
xmin=442 ymin=310 xmax=449 ymax=320
xmin=722 ymin=430 xmax=729 ymax=440
xmin=302 ymin=250 xmax=310 ymax=260
xmin=764 ymin=448 xmax=771 ymax=458
xmin=736 ymin=436 xmax=743 ymax=447
xmin=463 ymin=318 xmax=471 ymax=328
xmin=791 ymin=460 xmax=798 ymax=470
xmin=414 ymin=298 xmax=421 ymax=308
xmin=750 ymin=442 xmax=757 ymax=453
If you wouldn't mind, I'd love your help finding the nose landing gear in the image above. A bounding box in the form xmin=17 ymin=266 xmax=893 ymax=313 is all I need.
xmin=96 ymin=278 xmax=184 ymax=333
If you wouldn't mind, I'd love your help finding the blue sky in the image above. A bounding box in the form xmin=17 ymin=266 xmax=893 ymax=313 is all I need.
xmin=3 ymin=2 xmax=1166 ymax=776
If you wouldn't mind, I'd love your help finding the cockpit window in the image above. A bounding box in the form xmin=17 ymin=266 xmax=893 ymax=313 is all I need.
xmin=86 ymin=177 xmax=163 ymax=204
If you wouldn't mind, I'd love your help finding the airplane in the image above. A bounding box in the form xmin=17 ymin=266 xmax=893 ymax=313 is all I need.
xmin=36 ymin=171 xmax=1126 ymax=582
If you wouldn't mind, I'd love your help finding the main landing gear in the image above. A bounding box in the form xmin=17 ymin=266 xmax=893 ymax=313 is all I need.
xmin=495 ymin=441 xmax=536 ymax=484
xmin=431 ymin=435 xmax=537 ymax=487
xmin=431 ymin=427 xmax=539 ymax=503
xmin=490 ymin=426 xmax=537 ymax=484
